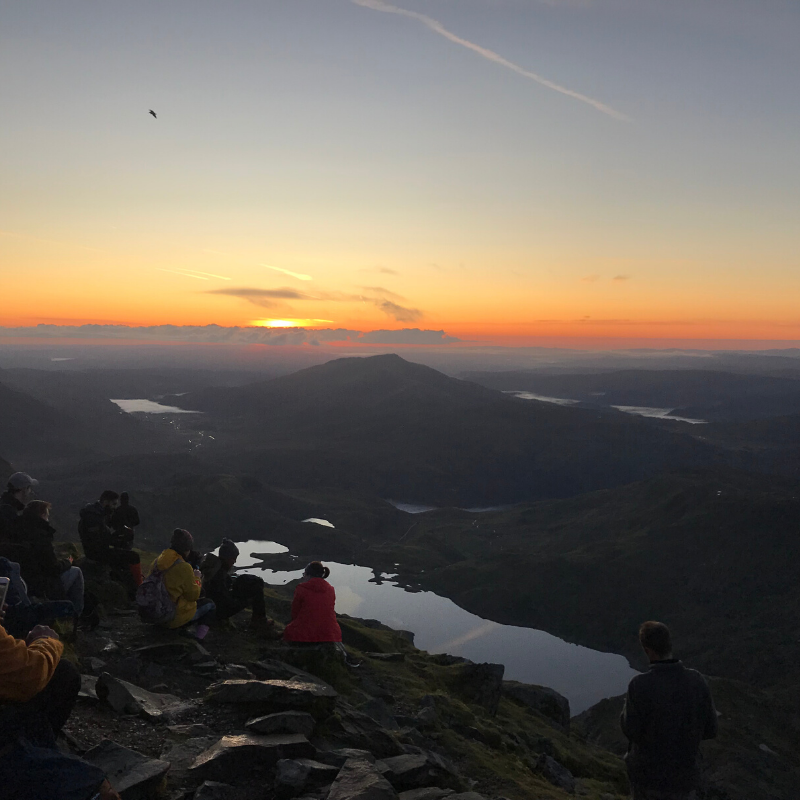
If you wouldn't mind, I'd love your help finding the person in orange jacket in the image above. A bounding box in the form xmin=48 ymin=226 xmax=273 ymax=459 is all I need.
xmin=0 ymin=606 xmax=121 ymax=799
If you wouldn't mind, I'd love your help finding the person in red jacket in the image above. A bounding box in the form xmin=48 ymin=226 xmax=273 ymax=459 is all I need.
xmin=283 ymin=561 xmax=342 ymax=643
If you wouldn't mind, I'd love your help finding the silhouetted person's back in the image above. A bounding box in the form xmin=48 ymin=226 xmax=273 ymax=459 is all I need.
xmin=621 ymin=621 xmax=717 ymax=800
xmin=110 ymin=492 xmax=139 ymax=536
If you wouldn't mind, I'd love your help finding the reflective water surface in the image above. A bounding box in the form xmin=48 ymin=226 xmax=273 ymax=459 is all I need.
xmin=235 ymin=539 xmax=637 ymax=714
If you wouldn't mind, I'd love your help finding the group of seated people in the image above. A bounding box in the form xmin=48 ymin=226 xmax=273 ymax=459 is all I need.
xmin=148 ymin=527 xmax=342 ymax=645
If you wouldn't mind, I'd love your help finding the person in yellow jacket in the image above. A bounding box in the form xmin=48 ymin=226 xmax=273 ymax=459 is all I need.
xmin=150 ymin=528 xmax=215 ymax=640
xmin=0 ymin=608 xmax=121 ymax=799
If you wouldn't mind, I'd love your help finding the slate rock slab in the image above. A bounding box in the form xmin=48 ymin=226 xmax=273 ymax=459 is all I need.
xmin=160 ymin=736 xmax=216 ymax=785
xmin=96 ymin=672 xmax=194 ymax=722
xmin=327 ymin=704 xmax=405 ymax=758
xmin=194 ymin=781 xmax=236 ymax=800
xmin=133 ymin=641 xmax=195 ymax=663
xmin=536 ymin=754 xmax=576 ymax=794
xmin=189 ymin=734 xmax=316 ymax=782
xmin=249 ymin=659 xmax=336 ymax=690
xmin=328 ymin=757 xmax=399 ymax=800
xmin=83 ymin=739 xmax=170 ymax=800
xmin=247 ymin=710 xmax=316 ymax=737
xmin=377 ymin=752 xmax=463 ymax=792
xmin=274 ymin=758 xmax=340 ymax=798
xmin=502 ymin=681 xmax=571 ymax=729
xmin=317 ymin=748 xmax=377 ymax=768
xmin=79 ymin=674 xmax=98 ymax=703
xmin=206 ymin=679 xmax=337 ymax=717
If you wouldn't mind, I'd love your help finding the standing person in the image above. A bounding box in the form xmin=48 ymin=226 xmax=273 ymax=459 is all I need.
xmin=283 ymin=561 xmax=342 ymax=644
xmin=149 ymin=528 xmax=215 ymax=641
xmin=14 ymin=501 xmax=85 ymax=616
xmin=109 ymin=492 xmax=139 ymax=547
xmin=0 ymin=607 xmax=121 ymax=799
xmin=0 ymin=473 xmax=39 ymax=539
xmin=200 ymin=539 xmax=275 ymax=633
xmin=620 ymin=621 xmax=718 ymax=800
xmin=79 ymin=491 xmax=142 ymax=590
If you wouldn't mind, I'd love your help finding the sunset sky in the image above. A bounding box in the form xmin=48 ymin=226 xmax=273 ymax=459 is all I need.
xmin=2 ymin=1 xmax=800 ymax=346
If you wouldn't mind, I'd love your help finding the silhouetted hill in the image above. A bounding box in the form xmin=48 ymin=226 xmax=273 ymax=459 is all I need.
xmin=462 ymin=368 xmax=800 ymax=422
xmin=177 ymin=355 xmax=720 ymax=505
xmin=373 ymin=468 xmax=800 ymax=690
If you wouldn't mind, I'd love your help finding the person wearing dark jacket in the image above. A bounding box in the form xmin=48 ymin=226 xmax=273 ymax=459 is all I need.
xmin=14 ymin=502 xmax=85 ymax=616
xmin=200 ymin=539 xmax=274 ymax=633
xmin=109 ymin=492 xmax=139 ymax=545
xmin=283 ymin=561 xmax=342 ymax=644
xmin=79 ymin=491 xmax=142 ymax=590
xmin=0 ymin=473 xmax=39 ymax=540
xmin=620 ymin=621 xmax=718 ymax=800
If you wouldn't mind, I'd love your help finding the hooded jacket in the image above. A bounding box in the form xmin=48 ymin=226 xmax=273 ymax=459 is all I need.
xmin=283 ymin=577 xmax=342 ymax=643
xmin=10 ymin=515 xmax=71 ymax=599
xmin=0 ymin=623 xmax=64 ymax=704
xmin=150 ymin=549 xmax=201 ymax=628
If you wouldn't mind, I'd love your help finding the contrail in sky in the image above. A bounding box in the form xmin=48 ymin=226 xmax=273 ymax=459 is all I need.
xmin=351 ymin=0 xmax=629 ymax=121
xmin=261 ymin=264 xmax=314 ymax=281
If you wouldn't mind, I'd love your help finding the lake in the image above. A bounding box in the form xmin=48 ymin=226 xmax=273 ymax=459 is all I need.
xmin=111 ymin=398 xmax=200 ymax=414
xmin=233 ymin=539 xmax=637 ymax=715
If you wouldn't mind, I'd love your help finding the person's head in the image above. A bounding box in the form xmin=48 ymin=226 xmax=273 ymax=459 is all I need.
xmin=7 ymin=472 xmax=39 ymax=503
xmin=639 ymin=621 xmax=673 ymax=662
xmin=23 ymin=500 xmax=51 ymax=522
xmin=99 ymin=490 xmax=120 ymax=510
xmin=218 ymin=538 xmax=240 ymax=570
xmin=170 ymin=528 xmax=194 ymax=558
xmin=304 ymin=561 xmax=330 ymax=580
xmin=120 ymin=492 xmax=129 ymax=506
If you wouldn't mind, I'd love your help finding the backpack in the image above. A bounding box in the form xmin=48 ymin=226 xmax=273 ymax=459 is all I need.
xmin=135 ymin=560 xmax=179 ymax=624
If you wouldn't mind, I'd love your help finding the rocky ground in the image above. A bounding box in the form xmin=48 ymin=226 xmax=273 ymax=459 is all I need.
xmin=59 ymin=573 xmax=629 ymax=800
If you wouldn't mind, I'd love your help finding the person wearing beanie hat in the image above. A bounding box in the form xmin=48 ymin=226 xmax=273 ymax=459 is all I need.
xmin=149 ymin=529 xmax=215 ymax=639
xmin=200 ymin=538 xmax=275 ymax=634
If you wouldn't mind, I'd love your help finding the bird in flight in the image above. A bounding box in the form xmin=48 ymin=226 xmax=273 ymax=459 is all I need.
xmin=149 ymin=109 xmax=157 ymax=119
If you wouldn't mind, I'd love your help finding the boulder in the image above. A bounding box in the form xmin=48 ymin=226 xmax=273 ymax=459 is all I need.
xmin=247 ymin=711 xmax=316 ymax=737
xmin=446 ymin=663 xmax=504 ymax=716
xmin=249 ymin=659 xmax=335 ymax=690
xmin=81 ymin=656 xmax=107 ymax=674
xmin=189 ymin=734 xmax=316 ymax=782
xmin=194 ymin=782 xmax=236 ymax=800
xmin=536 ymin=754 xmax=576 ymax=794
xmin=206 ymin=680 xmax=337 ymax=718
xmin=328 ymin=757 xmax=399 ymax=800
xmin=274 ymin=758 xmax=340 ymax=798
xmin=502 ymin=681 xmax=570 ymax=729
xmin=376 ymin=752 xmax=463 ymax=792
xmin=82 ymin=740 xmax=170 ymax=800
xmin=96 ymin=673 xmax=194 ymax=722
xmin=360 ymin=698 xmax=400 ymax=731
xmin=398 ymin=790 xmax=454 ymax=800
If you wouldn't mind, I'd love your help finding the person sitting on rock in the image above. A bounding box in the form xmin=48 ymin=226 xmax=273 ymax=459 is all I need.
xmin=0 ymin=472 xmax=39 ymax=541
xmin=200 ymin=539 xmax=276 ymax=634
xmin=621 ymin=621 xmax=717 ymax=800
xmin=0 ymin=606 xmax=122 ymax=799
xmin=150 ymin=528 xmax=215 ymax=641
xmin=13 ymin=501 xmax=85 ymax=617
xmin=283 ymin=561 xmax=342 ymax=644
xmin=79 ymin=490 xmax=143 ymax=592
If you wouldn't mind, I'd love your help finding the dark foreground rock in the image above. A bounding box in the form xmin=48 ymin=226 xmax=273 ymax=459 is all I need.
xmin=194 ymin=781 xmax=236 ymax=799
xmin=502 ymin=680 xmax=571 ymax=729
xmin=377 ymin=752 xmax=464 ymax=792
xmin=83 ymin=739 xmax=170 ymax=800
xmin=326 ymin=703 xmax=405 ymax=758
xmin=96 ymin=672 xmax=193 ymax=722
xmin=206 ymin=679 xmax=337 ymax=718
xmin=398 ymin=790 xmax=454 ymax=800
xmin=274 ymin=758 xmax=340 ymax=798
xmin=328 ymin=757 xmax=399 ymax=800
xmin=189 ymin=734 xmax=316 ymax=781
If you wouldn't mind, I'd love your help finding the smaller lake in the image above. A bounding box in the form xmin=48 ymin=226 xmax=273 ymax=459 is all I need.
xmin=233 ymin=539 xmax=637 ymax=715
xmin=111 ymin=398 xmax=200 ymax=414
